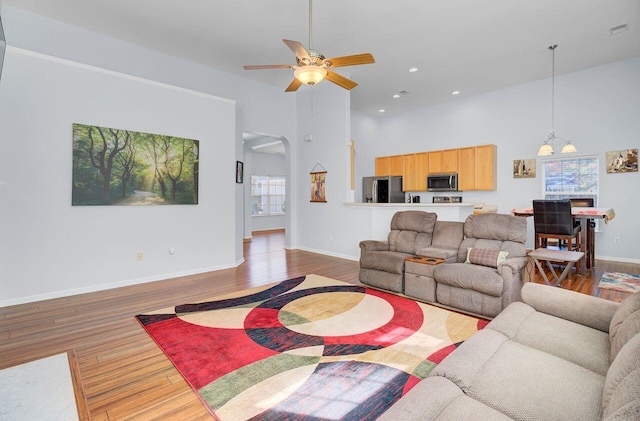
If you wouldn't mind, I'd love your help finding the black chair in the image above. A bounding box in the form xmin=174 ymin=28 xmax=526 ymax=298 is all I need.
xmin=533 ymin=199 xmax=581 ymax=251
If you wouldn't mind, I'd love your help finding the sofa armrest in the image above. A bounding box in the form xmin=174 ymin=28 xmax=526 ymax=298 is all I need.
xmin=497 ymin=256 xmax=529 ymax=276
xmin=521 ymin=282 xmax=620 ymax=333
xmin=359 ymin=240 xmax=390 ymax=254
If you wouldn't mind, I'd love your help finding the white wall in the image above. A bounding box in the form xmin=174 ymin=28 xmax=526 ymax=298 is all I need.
xmin=295 ymin=83 xmax=355 ymax=259
xmin=0 ymin=48 xmax=236 ymax=305
xmin=0 ymin=5 xmax=297 ymax=305
xmin=367 ymin=58 xmax=640 ymax=262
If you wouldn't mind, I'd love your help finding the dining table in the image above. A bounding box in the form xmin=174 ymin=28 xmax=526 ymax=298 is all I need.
xmin=510 ymin=206 xmax=616 ymax=275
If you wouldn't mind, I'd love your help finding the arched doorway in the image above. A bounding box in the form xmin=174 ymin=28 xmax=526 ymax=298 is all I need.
xmin=241 ymin=131 xmax=292 ymax=250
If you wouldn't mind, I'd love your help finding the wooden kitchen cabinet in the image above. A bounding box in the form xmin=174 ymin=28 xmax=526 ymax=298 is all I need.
xmin=375 ymin=156 xmax=389 ymax=176
xmin=375 ymin=155 xmax=403 ymax=176
xmin=389 ymin=155 xmax=403 ymax=176
xmin=457 ymin=147 xmax=475 ymax=191
xmin=474 ymin=144 xmax=497 ymax=190
xmin=402 ymin=154 xmax=416 ymax=191
xmin=442 ymin=149 xmax=458 ymax=173
xmin=457 ymin=144 xmax=497 ymax=191
xmin=415 ymin=152 xmax=429 ymax=191
xmin=428 ymin=149 xmax=457 ymax=174
xmin=428 ymin=151 xmax=442 ymax=174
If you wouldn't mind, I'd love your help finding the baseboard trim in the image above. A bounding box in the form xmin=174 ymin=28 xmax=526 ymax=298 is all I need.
xmin=597 ymin=255 xmax=640 ymax=265
xmin=294 ymin=246 xmax=359 ymax=262
xmin=0 ymin=259 xmax=245 ymax=308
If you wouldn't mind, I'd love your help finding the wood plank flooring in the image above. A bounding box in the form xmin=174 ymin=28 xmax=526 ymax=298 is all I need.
xmin=0 ymin=229 xmax=636 ymax=420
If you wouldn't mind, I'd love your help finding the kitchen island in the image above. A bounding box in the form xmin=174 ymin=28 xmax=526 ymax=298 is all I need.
xmin=345 ymin=202 xmax=474 ymax=242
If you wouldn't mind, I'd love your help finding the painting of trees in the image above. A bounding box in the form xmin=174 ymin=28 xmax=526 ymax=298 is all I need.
xmin=72 ymin=123 xmax=199 ymax=205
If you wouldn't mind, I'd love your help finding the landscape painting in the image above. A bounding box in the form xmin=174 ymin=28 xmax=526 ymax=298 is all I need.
xmin=606 ymin=149 xmax=638 ymax=174
xmin=72 ymin=123 xmax=199 ymax=205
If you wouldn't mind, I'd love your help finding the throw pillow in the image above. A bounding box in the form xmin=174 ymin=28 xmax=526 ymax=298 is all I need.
xmin=465 ymin=247 xmax=509 ymax=268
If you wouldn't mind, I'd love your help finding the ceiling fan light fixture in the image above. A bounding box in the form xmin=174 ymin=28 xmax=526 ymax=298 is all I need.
xmin=294 ymin=66 xmax=327 ymax=86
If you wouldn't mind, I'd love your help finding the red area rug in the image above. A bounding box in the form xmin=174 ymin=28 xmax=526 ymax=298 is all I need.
xmin=136 ymin=274 xmax=487 ymax=420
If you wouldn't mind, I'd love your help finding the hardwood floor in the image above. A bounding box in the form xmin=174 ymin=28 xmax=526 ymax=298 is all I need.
xmin=0 ymin=229 xmax=636 ymax=420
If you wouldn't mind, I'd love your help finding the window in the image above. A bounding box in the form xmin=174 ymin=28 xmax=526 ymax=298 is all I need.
xmin=543 ymin=155 xmax=599 ymax=227
xmin=251 ymin=175 xmax=286 ymax=215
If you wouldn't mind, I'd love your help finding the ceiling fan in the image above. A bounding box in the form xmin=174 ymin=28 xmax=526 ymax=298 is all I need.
xmin=243 ymin=0 xmax=375 ymax=92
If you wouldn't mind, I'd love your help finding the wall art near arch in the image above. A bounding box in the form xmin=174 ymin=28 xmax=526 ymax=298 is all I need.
xmin=513 ymin=159 xmax=536 ymax=178
xmin=606 ymin=149 xmax=638 ymax=174
xmin=72 ymin=123 xmax=199 ymax=205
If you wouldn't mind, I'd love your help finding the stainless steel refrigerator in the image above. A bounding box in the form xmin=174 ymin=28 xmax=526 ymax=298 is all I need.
xmin=362 ymin=176 xmax=404 ymax=203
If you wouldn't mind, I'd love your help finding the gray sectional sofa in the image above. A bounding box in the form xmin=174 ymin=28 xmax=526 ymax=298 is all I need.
xmin=380 ymin=282 xmax=640 ymax=420
xmin=359 ymin=210 xmax=529 ymax=318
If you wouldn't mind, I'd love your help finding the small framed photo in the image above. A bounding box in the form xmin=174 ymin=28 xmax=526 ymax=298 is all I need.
xmin=606 ymin=149 xmax=638 ymax=173
xmin=236 ymin=161 xmax=244 ymax=183
xmin=513 ymin=159 xmax=536 ymax=178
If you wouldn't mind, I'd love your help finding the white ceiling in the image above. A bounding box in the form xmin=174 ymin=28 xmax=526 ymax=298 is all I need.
xmin=3 ymin=0 xmax=639 ymax=116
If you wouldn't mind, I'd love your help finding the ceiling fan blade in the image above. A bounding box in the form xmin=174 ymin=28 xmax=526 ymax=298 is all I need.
xmin=285 ymin=78 xmax=303 ymax=92
xmin=324 ymin=53 xmax=375 ymax=68
xmin=243 ymin=64 xmax=293 ymax=70
xmin=283 ymin=39 xmax=311 ymax=60
xmin=325 ymin=70 xmax=358 ymax=90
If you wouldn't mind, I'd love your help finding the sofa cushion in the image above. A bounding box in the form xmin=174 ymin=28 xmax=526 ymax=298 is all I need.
xmin=377 ymin=376 xmax=512 ymax=421
xmin=610 ymin=291 xmax=640 ymax=362
xmin=435 ymin=263 xmax=504 ymax=297
xmin=360 ymin=250 xmax=413 ymax=275
xmin=388 ymin=211 xmax=437 ymax=253
xmin=416 ymin=247 xmax=458 ymax=261
xmin=488 ymin=302 xmax=611 ymax=376
xmin=456 ymin=214 xmax=527 ymax=263
xmin=603 ymin=333 xmax=640 ymax=420
xmin=464 ymin=213 xmax=527 ymax=244
xmin=465 ymin=247 xmax=509 ymax=268
xmin=466 ymin=340 xmax=605 ymax=421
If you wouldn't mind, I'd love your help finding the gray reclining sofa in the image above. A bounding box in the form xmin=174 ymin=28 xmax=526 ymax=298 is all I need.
xmin=359 ymin=211 xmax=529 ymax=318
xmin=380 ymin=282 xmax=640 ymax=420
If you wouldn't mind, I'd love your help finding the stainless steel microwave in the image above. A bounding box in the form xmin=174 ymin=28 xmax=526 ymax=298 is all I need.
xmin=427 ymin=173 xmax=458 ymax=192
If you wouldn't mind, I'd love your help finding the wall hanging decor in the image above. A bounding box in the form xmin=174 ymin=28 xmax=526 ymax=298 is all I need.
xmin=72 ymin=123 xmax=199 ymax=205
xmin=606 ymin=149 xmax=638 ymax=173
xmin=310 ymin=162 xmax=327 ymax=202
xmin=513 ymin=159 xmax=536 ymax=178
xmin=236 ymin=161 xmax=244 ymax=183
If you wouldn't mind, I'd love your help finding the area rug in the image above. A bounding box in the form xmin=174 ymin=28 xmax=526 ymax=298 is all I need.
xmin=136 ymin=274 xmax=488 ymax=420
xmin=598 ymin=272 xmax=640 ymax=293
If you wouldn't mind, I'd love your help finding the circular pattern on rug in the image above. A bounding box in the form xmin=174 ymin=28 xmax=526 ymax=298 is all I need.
xmin=280 ymin=292 xmax=394 ymax=337
xmin=244 ymin=285 xmax=423 ymax=356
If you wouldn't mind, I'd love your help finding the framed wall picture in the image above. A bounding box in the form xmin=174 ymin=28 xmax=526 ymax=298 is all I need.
xmin=72 ymin=123 xmax=199 ymax=205
xmin=513 ymin=159 xmax=536 ymax=178
xmin=606 ymin=149 xmax=638 ymax=173
xmin=236 ymin=161 xmax=244 ymax=183
xmin=310 ymin=171 xmax=327 ymax=202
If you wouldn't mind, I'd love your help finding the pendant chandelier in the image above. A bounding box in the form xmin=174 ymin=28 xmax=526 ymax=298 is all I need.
xmin=538 ymin=45 xmax=577 ymax=156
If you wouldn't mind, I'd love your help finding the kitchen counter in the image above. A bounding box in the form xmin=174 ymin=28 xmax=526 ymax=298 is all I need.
xmin=346 ymin=202 xmax=475 ymax=208
xmin=344 ymin=202 xmax=474 ymax=242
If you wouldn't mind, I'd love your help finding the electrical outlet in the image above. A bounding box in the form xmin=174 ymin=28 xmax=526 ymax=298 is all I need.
xmin=329 ymin=234 xmax=333 ymax=241
xmin=613 ymin=236 xmax=621 ymax=245
xmin=168 ymin=246 xmax=176 ymax=256
xmin=137 ymin=252 xmax=144 ymax=261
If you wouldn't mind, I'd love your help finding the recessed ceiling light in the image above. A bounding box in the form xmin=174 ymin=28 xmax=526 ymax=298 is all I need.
xmin=451 ymin=91 xmax=460 ymax=95
xmin=409 ymin=67 xmax=418 ymax=73
xmin=392 ymin=94 xmax=401 ymax=99
xmin=379 ymin=109 xmax=386 ymax=113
